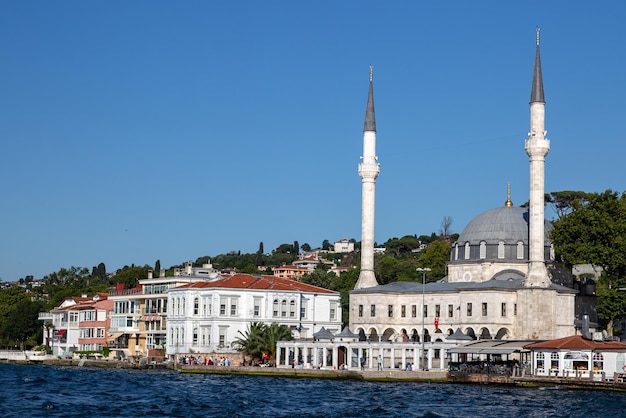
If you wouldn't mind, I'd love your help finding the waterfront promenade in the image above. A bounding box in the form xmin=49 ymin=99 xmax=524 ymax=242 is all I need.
xmin=4 ymin=351 xmax=626 ymax=392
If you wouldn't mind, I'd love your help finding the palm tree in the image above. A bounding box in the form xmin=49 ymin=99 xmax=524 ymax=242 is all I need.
xmin=234 ymin=322 xmax=267 ymax=360
xmin=44 ymin=322 xmax=55 ymax=355
xmin=262 ymin=323 xmax=293 ymax=364
xmin=234 ymin=322 xmax=294 ymax=364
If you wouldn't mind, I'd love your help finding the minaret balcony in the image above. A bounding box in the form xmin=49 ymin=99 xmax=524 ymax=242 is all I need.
xmin=358 ymin=163 xmax=380 ymax=179
xmin=525 ymin=138 xmax=550 ymax=158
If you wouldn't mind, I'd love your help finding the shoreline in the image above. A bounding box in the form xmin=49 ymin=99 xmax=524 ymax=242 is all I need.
xmin=5 ymin=358 xmax=626 ymax=392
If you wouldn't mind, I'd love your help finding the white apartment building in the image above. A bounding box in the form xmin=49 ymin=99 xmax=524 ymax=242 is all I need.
xmin=165 ymin=273 xmax=342 ymax=359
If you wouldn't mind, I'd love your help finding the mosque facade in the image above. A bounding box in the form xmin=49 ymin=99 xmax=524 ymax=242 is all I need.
xmin=349 ymin=30 xmax=584 ymax=343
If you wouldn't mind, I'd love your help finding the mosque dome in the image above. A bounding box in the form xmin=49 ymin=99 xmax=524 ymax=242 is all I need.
xmin=451 ymin=206 xmax=553 ymax=263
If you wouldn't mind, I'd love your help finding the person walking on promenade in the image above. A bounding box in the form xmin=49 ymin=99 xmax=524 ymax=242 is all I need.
xmin=377 ymin=354 xmax=383 ymax=371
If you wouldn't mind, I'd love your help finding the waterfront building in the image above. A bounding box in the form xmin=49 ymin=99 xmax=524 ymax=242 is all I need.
xmin=107 ymin=262 xmax=222 ymax=359
xmin=526 ymin=334 xmax=626 ymax=379
xmin=165 ymin=273 xmax=341 ymax=360
xmin=38 ymin=293 xmax=111 ymax=357
xmin=276 ymin=325 xmax=458 ymax=371
xmin=349 ymin=30 xmax=590 ymax=343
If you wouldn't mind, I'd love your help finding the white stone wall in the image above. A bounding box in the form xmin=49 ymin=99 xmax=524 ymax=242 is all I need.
xmin=349 ymin=287 xmax=575 ymax=341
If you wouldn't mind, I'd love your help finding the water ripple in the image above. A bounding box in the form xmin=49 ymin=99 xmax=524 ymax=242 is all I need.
xmin=0 ymin=364 xmax=623 ymax=418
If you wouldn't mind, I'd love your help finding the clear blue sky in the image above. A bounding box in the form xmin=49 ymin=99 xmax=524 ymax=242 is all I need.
xmin=1 ymin=1 xmax=624 ymax=282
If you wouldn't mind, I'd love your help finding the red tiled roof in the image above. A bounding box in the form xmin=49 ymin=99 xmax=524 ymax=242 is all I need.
xmin=525 ymin=335 xmax=626 ymax=351
xmin=173 ymin=273 xmax=337 ymax=294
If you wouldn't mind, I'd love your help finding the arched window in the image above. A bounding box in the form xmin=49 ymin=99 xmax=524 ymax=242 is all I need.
xmin=281 ymin=300 xmax=287 ymax=317
xmin=273 ymin=300 xmax=279 ymax=317
xmin=497 ymin=241 xmax=505 ymax=259
xmin=593 ymin=353 xmax=604 ymax=371
xmin=479 ymin=241 xmax=486 ymax=259
xmin=550 ymin=352 xmax=559 ymax=370
xmin=289 ymin=300 xmax=296 ymax=318
xmin=464 ymin=242 xmax=470 ymax=260
xmin=193 ymin=327 xmax=198 ymax=345
xmin=536 ymin=352 xmax=545 ymax=370
xmin=517 ymin=241 xmax=524 ymax=259
xmin=194 ymin=298 xmax=199 ymax=315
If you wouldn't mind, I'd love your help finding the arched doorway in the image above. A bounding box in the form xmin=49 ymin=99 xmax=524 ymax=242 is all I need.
xmin=465 ymin=327 xmax=476 ymax=339
xmin=479 ymin=328 xmax=492 ymax=340
xmin=368 ymin=328 xmax=379 ymax=342
xmin=495 ymin=328 xmax=510 ymax=340
xmin=338 ymin=346 xmax=347 ymax=368
xmin=382 ymin=328 xmax=396 ymax=342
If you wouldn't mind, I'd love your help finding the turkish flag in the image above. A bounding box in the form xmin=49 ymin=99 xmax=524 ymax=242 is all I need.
xmin=434 ymin=317 xmax=439 ymax=330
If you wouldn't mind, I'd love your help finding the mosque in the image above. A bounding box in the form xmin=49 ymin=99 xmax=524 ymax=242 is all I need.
xmin=349 ymin=29 xmax=594 ymax=343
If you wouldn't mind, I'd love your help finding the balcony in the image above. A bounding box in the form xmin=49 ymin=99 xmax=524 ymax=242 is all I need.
xmin=108 ymin=288 xmax=143 ymax=297
xmin=38 ymin=313 xmax=54 ymax=321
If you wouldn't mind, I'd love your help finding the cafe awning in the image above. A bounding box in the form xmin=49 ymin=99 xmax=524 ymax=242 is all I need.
xmin=54 ymin=329 xmax=67 ymax=337
xmin=108 ymin=332 xmax=123 ymax=340
xmin=448 ymin=340 xmax=534 ymax=355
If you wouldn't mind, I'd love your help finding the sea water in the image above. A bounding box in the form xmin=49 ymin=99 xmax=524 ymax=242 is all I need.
xmin=1 ymin=363 xmax=624 ymax=417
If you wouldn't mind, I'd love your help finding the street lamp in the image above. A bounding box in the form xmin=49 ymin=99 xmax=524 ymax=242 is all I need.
xmin=416 ymin=267 xmax=431 ymax=371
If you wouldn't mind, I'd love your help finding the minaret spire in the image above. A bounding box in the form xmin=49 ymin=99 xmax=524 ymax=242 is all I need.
xmin=524 ymin=28 xmax=551 ymax=288
xmin=530 ymin=27 xmax=545 ymax=104
xmin=355 ymin=67 xmax=380 ymax=289
xmin=363 ymin=65 xmax=377 ymax=132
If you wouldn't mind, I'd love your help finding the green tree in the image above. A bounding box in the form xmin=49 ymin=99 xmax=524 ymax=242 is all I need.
xmin=275 ymin=243 xmax=293 ymax=254
xmin=550 ymin=189 xmax=626 ymax=335
xmin=416 ymin=240 xmax=451 ymax=280
xmin=154 ymin=260 xmax=161 ymax=277
xmin=322 ymin=239 xmax=331 ymax=251
xmin=293 ymin=241 xmax=299 ymax=256
xmin=595 ymin=277 xmax=626 ymax=335
xmin=2 ymin=300 xmax=44 ymax=350
xmin=301 ymin=269 xmax=335 ymax=288
xmin=0 ymin=287 xmax=31 ymax=344
xmin=546 ymin=190 xmax=590 ymax=219
xmin=256 ymin=242 xmax=264 ymax=266
xmin=375 ymin=256 xmax=413 ymax=285
xmin=301 ymin=243 xmax=311 ymax=252
xmin=114 ymin=265 xmax=152 ymax=290
xmin=384 ymin=235 xmax=421 ymax=257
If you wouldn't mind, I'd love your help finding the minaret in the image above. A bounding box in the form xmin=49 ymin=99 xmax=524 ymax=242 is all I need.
xmin=355 ymin=66 xmax=380 ymax=289
xmin=524 ymin=28 xmax=551 ymax=288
